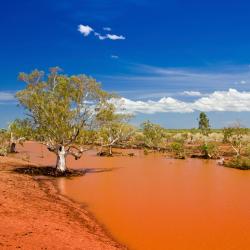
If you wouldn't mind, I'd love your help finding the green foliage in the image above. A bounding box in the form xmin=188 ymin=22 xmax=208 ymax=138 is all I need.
xmin=199 ymin=142 xmax=218 ymax=159
xmin=78 ymin=129 xmax=97 ymax=145
xmin=96 ymin=103 xmax=134 ymax=153
xmin=198 ymin=112 xmax=210 ymax=135
xmin=16 ymin=67 xmax=110 ymax=170
xmin=141 ymin=121 xmax=166 ymax=148
xmin=170 ymin=140 xmax=185 ymax=159
xmin=17 ymin=68 xmax=109 ymax=146
xmin=8 ymin=119 xmax=33 ymax=142
xmin=0 ymin=129 xmax=8 ymax=156
xmin=0 ymin=119 xmax=33 ymax=155
xmin=222 ymin=123 xmax=248 ymax=157
xmin=225 ymin=157 xmax=250 ymax=170
xmin=222 ymin=127 xmax=234 ymax=143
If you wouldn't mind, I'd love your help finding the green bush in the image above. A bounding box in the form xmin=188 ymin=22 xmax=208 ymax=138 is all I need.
xmin=225 ymin=157 xmax=250 ymax=170
xmin=170 ymin=141 xmax=185 ymax=159
xmin=199 ymin=142 xmax=218 ymax=159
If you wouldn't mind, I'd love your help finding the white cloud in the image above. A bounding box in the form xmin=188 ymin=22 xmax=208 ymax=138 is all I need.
xmin=103 ymin=27 xmax=112 ymax=31
xmin=112 ymin=89 xmax=250 ymax=114
xmin=106 ymin=34 xmax=125 ymax=40
xmin=95 ymin=33 xmax=126 ymax=41
xmin=0 ymin=92 xmax=15 ymax=101
xmin=94 ymin=32 xmax=107 ymax=40
xmin=78 ymin=24 xmax=94 ymax=36
xmin=192 ymin=89 xmax=250 ymax=112
xmin=112 ymin=97 xmax=193 ymax=114
xmin=78 ymin=24 xmax=125 ymax=41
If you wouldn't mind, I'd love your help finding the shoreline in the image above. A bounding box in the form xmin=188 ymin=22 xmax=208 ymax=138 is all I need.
xmin=0 ymin=156 xmax=127 ymax=249
xmin=46 ymin=177 xmax=128 ymax=249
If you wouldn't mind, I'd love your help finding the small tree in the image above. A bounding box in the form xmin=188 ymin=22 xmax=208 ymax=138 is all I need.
xmin=198 ymin=112 xmax=210 ymax=135
xmin=222 ymin=123 xmax=248 ymax=157
xmin=0 ymin=129 xmax=8 ymax=156
xmin=7 ymin=119 xmax=32 ymax=153
xmin=96 ymin=103 xmax=134 ymax=155
xmin=0 ymin=119 xmax=32 ymax=155
xmin=141 ymin=121 xmax=166 ymax=149
xmin=16 ymin=68 xmax=110 ymax=172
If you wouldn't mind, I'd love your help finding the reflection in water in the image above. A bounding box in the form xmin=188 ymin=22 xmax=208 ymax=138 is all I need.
xmin=83 ymin=167 xmax=118 ymax=174
xmin=57 ymin=178 xmax=66 ymax=194
xmin=18 ymin=143 xmax=250 ymax=250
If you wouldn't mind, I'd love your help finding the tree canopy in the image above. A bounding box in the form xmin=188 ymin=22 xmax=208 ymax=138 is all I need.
xmin=16 ymin=67 xmax=111 ymax=172
xmin=198 ymin=112 xmax=210 ymax=135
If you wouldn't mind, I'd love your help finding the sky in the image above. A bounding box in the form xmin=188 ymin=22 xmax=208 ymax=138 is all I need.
xmin=1 ymin=0 xmax=250 ymax=128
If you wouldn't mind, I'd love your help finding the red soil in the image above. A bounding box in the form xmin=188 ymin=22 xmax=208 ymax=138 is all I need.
xmin=0 ymin=156 xmax=126 ymax=250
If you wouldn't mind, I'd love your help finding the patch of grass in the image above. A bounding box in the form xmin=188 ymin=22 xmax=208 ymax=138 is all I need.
xmin=224 ymin=157 xmax=250 ymax=170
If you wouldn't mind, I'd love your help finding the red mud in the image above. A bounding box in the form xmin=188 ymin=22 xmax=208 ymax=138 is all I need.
xmin=0 ymin=150 xmax=125 ymax=249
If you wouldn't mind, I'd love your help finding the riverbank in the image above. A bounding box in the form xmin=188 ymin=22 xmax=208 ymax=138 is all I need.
xmin=0 ymin=156 xmax=126 ymax=249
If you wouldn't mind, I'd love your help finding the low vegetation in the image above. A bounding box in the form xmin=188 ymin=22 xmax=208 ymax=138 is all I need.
xmin=170 ymin=141 xmax=186 ymax=159
xmin=224 ymin=157 xmax=250 ymax=170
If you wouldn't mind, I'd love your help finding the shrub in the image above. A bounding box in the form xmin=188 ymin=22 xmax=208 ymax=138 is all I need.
xmin=199 ymin=142 xmax=219 ymax=159
xmin=225 ymin=157 xmax=250 ymax=170
xmin=170 ymin=141 xmax=185 ymax=159
xmin=222 ymin=124 xmax=248 ymax=157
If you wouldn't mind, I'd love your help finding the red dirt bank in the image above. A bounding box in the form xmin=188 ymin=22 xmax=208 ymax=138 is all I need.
xmin=0 ymin=156 xmax=126 ymax=250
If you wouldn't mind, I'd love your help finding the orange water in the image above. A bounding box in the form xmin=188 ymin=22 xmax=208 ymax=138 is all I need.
xmin=18 ymin=143 xmax=250 ymax=250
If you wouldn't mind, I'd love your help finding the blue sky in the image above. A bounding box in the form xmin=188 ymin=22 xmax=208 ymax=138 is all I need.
xmin=1 ymin=0 xmax=250 ymax=128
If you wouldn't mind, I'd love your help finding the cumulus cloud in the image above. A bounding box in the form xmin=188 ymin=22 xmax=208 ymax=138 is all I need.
xmin=112 ymin=89 xmax=250 ymax=114
xmin=78 ymin=24 xmax=93 ymax=36
xmin=192 ymin=89 xmax=250 ymax=112
xmin=78 ymin=24 xmax=125 ymax=41
xmin=112 ymin=97 xmax=194 ymax=114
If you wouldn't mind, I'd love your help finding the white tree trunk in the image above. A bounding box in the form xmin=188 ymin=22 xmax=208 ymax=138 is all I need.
xmin=109 ymin=145 xmax=113 ymax=155
xmin=56 ymin=146 xmax=67 ymax=172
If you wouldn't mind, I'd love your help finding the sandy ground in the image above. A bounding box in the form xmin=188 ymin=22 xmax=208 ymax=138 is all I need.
xmin=0 ymin=156 xmax=126 ymax=250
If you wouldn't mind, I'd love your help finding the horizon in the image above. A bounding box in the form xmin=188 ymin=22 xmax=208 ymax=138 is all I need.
xmin=1 ymin=0 xmax=250 ymax=128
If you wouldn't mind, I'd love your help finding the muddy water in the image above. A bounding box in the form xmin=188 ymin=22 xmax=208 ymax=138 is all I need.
xmin=18 ymin=143 xmax=250 ymax=250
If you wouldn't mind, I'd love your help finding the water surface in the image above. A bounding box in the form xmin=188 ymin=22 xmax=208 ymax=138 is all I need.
xmin=19 ymin=143 xmax=250 ymax=250
xmin=59 ymin=152 xmax=250 ymax=250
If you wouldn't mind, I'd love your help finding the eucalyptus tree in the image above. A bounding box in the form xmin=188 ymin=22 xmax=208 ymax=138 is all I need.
xmin=96 ymin=103 xmax=134 ymax=155
xmin=198 ymin=112 xmax=210 ymax=135
xmin=16 ymin=67 xmax=110 ymax=172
